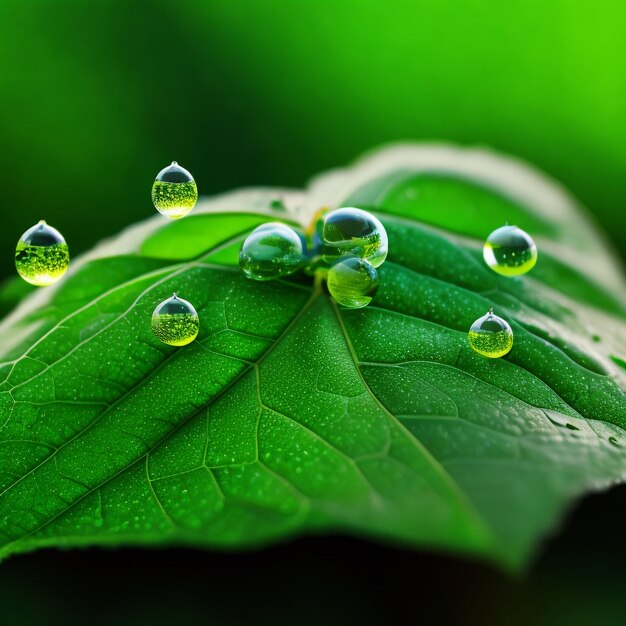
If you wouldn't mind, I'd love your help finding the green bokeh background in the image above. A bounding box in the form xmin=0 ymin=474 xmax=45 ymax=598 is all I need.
xmin=1 ymin=1 xmax=625 ymax=624
xmin=0 ymin=0 xmax=625 ymax=281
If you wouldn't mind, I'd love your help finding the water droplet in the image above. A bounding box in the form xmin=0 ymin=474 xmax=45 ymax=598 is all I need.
xmin=483 ymin=225 xmax=537 ymax=276
xmin=151 ymin=293 xmax=199 ymax=346
xmin=15 ymin=221 xmax=70 ymax=286
xmin=322 ymin=207 xmax=388 ymax=268
xmin=328 ymin=256 xmax=379 ymax=309
xmin=467 ymin=309 xmax=513 ymax=358
xmin=239 ymin=223 xmax=304 ymax=281
xmin=592 ymin=335 xmax=601 ymax=343
xmin=609 ymin=436 xmax=621 ymax=448
xmin=151 ymin=161 xmax=198 ymax=219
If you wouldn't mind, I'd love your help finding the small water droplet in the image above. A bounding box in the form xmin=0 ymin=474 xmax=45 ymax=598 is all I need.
xmin=468 ymin=309 xmax=513 ymax=358
xmin=483 ymin=224 xmax=537 ymax=276
xmin=327 ymin=256 xmax=379 ymax=309
xmin=152 ymin=161 xmax=197 ymax=219
xmin=151 ymin=294 xmax=199 ymax=346
xmin=609 ymin=436 xmax=621 ymax=448
xmin=15 ymin=221 xmax=70 ymax=286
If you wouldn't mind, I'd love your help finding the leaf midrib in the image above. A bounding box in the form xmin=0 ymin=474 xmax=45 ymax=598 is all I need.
xmin=5 ymin=205 xmax=619 ymax=559
xmin=0 ymin=261 xmax=587 ymax=555
xmin=1 ymin=284 xmax=501 ymax=558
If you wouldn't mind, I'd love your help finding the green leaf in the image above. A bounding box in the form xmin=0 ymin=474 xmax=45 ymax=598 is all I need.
xmin=0 ymin=146 xmax=624 ymax=570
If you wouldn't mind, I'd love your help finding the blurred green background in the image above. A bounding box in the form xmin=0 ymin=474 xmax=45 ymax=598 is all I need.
xmin=0 ymin=0 xmax=625 ymax=283
xmin=0 ymin=1 xmax=625 ymax=624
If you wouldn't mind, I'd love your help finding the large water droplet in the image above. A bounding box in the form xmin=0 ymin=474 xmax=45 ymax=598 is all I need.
xmin=239 ymin=223 xmax=304 ymax=281
xmin=322 ymin=207 xmax=388 ymax=268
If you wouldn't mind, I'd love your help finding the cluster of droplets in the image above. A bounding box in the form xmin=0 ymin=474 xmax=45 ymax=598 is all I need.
xmin=11 ymin=161 xmax=204 ymax=349
xmin=12 ymin=158 xmax=539 ymax=359
xmin=466 ymin=224 xmax=538 ymax=358
xmin=239 ymin=207 xmax=388 ymax=309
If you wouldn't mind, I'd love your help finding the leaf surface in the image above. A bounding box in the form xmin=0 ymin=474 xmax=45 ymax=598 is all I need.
xmin=0 ymin=145 xmax=625 ymax=569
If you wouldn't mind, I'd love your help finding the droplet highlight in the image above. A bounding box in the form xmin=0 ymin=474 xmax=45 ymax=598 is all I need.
xmin=322 ymin=207 xmax=388 ymax=268
xmin=467 ymin=308 xmax=513 ymax=358
xmin=15 ymin=220 xmax=70 ymax=286
xmin=239 ymin=223 xmax=304 ymax=281
xmin=151 ymin=294 xmax=199 ymax=346
xmin=327 ymin=256 xmax=379 ymax=309
xmin=483 ymin=224 xmax=537 ymax=276
xmin=151 ymin=161 xmax=198 ymax=219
